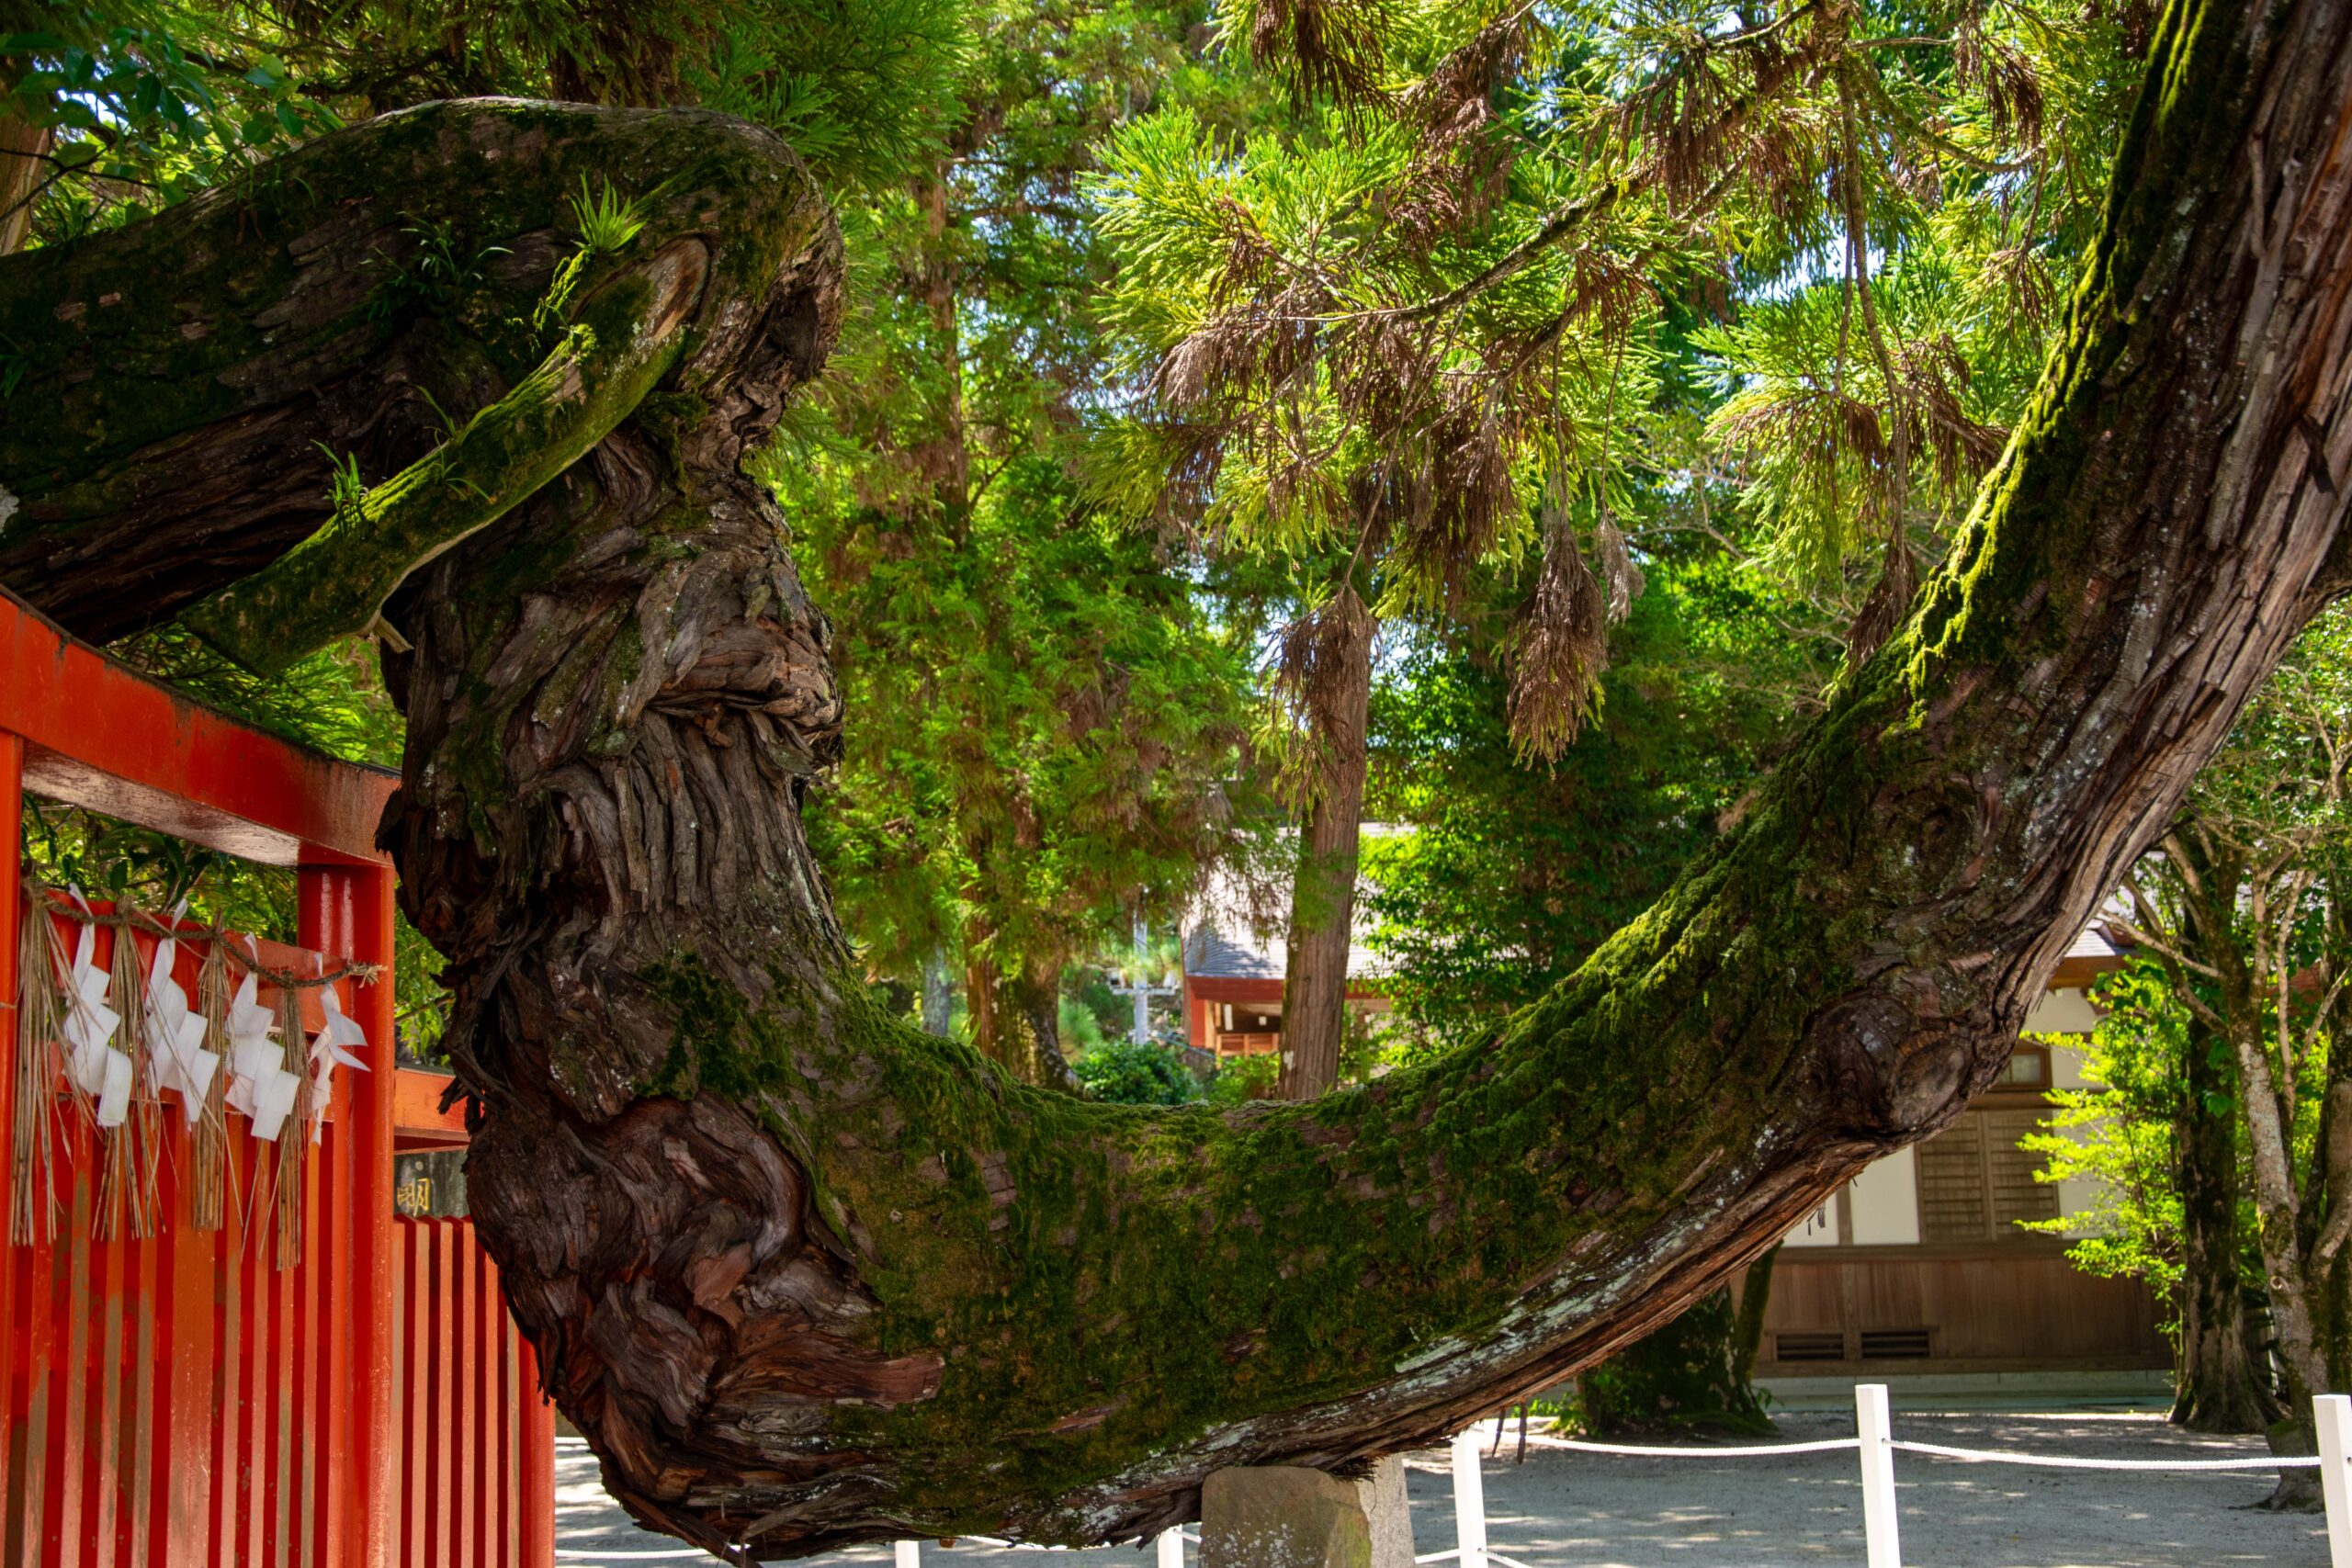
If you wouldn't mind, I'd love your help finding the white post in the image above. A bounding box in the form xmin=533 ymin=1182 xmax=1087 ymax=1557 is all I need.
xmin=1132 ymin=916 xmax=1153 ymax=1043
xmin=2316 ymin=1393 xmax=2352 ymax=1568
xmin=1450 ymin=1428 xmax=1488 ymax=1568
xmin=896 ymin=1541 xmax=922 ymax=1568
xmin=1157 ymin=1525 xmax=1186 ymax=1568
xmin=1855 ymin=1383 xmax=1901 ymax=1568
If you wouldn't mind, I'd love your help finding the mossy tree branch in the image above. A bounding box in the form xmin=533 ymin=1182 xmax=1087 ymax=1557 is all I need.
xmin=181 ymin=239 xmax=709 ymax=673
xmin=3 ymin=0 xmax=2352 ymax=1553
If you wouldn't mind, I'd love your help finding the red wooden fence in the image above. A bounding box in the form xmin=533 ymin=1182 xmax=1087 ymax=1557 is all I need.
xmin=0 ymin=591 xmax=555 ymax=1567
xmin=393 ymin=1219 xmax=556 ymax=1568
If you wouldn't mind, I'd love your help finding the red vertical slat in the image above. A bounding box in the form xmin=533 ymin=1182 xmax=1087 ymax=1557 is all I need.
xmin=209 ymin=1130 xmax=248 ymax=1568
xmin=270 ymin=1147 xmax=298 ymax=1568
xmin=320 ymin=1085 xmax=352 ymax=1568
xmin=294 ymin=1122 xmax=322 ymax=1568
xmin=239 ymin=1140 xmax=266 ymax=1568
xmin=87 ymin=1085 xmax=124 ymax=1568
xmin=9 ymin=1230 xmax=48 ymax=1565
xmin=121 ymin=1217 xmax=155 ymax=1568
xmin=431 ymin=1222 xmax=456 ymax=1568
xmin=401 ymin=1224 xmax=426 ymax=1568
xmin=474 ymin=1236 xmax=498 ymax=1567
xmin=517 ymin=1324 xmax=555 ymax=1568
xmin=40 ymin=1161 xmax=91 ymax=1568
xmin=460 ymin=1221 xmax=482 ymax=1568
xmin=296 ymin=868 xmax=333 ymax=1568
xmin=0 ymin=731 xmax=23 ymax=1558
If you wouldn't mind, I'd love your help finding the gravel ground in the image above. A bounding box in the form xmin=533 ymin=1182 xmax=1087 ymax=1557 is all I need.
xmin=554 ymin=1410 xmax=2328 ymax=1568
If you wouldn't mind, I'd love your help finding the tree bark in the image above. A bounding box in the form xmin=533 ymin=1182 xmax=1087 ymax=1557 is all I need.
xmin=6 ymin=0 xmax=2352 ymax=1548
xmin=0 ymin=116 xmax=49 ymax=258
xmin=1278 ymin=593 xmax=1373 ymax=1100
xmin=968 ymin=947 xmax=1082 ymax=1091
xmin=2172 ymin=1013 xmax=2271 ymax=1431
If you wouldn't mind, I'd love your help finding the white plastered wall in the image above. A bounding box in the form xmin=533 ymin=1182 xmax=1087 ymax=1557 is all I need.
xmin=1849 ymin=1145 xmax=1920 ymax=1245
xmin=2029 ymin=987 xmax=2103 ymax=1231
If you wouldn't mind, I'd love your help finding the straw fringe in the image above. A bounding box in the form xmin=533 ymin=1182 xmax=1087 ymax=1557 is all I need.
xmin=9 ymin=891 xmax=62 ymax=1245
xmin=96 ymin=919 xmax=156 ymax=1240
xmin=274 ymin=986 xmax=307 ymax=1269
xmin=191 ymin=939 xmax=232 ymax=1231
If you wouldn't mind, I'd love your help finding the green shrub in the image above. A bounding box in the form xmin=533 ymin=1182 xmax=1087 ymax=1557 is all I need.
xmin=1204 ymin=1052 xmax=1279 ymax=1106
xmin=1072 ymin=1038 xmax=1195 ymax=1105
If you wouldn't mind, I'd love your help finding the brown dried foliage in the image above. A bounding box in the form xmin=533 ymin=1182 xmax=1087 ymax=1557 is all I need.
xmin=1843 ymin=526 xmax=1918 ymax=666
xmin=1953 ymin=10 xmax=2046 ymax=151
xmin=1508 ymin=509 xmax=1610 ymax=761
xmin=1249 ymin=0 xmax=1395 ymax=110
xmin=1381 ymin=16 xmax=1531 ymax=245
xmin=1593 ymin=512 xmax=1645 ymax=624
xmin=1618 ymin=16 xmax=1826 ymax=218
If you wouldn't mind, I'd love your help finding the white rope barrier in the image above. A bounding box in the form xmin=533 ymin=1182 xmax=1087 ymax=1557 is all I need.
xmin=1535 ymin=1436 xmax=1863 ymax=1459
xmin=1892 ymin=1438 xmax=2320 ymax=1471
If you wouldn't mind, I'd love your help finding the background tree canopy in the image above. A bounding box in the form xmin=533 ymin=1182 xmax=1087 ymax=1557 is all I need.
xmin=0 ymin=0 xmax=2154 ymax=1077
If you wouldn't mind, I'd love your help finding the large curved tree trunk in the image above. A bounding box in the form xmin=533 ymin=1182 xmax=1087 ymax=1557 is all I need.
xmin=6 ymin=0 xmax=2352 ymax=1553
xmin=2173 ymin=1013 xmax=2271 ymax=1433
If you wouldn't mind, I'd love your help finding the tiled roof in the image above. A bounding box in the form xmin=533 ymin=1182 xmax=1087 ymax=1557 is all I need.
xmin=1184 ymin=923 xmax=1284 ymax=981
xmin=1181 ymin=861 xmax=1393 ymax=984
xmin=2064 ymin=921 xmax=2130 ymax=963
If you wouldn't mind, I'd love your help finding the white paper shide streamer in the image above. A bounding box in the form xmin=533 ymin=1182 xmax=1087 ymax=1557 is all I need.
xmin=222 ymin=951 xmax=302 ymax=1143
xmin=307 ymin=956 xmax=370 ymax=1143
xmin=141 ymin=916 xmax=220 ymax=1126
xmin=61 ymin=898 xmax=131 ymax=1128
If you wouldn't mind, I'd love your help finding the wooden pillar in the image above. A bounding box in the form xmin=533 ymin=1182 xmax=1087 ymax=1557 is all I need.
xmin=300 ymin=857 xmax=399 ymax=1568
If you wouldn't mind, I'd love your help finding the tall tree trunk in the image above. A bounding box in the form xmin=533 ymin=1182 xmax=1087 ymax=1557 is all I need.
xmin=10 ymin=0 xmax=2352 ymax=1544
xmin=1008 ymin=955 xmax=1082 ymax=1093
xmin=2236 ymin=1001 xmax=2332 ymax=1506
xmin=0 ymin=116 xmax=49 ymax=257
xmin=1730 ymin=1247 xmax=1777 ymax=1393
xmin=1277 ymin=592 xmax=1374 ymax=1100
xmin=966 ymin=943 xmax=1080 ymax=1091
xmin=2171 ymin=828 xmax=2326 ymax=1498
xmin=2172 ymin=1013 xmax=2271 ymax=1432
xmin=922 ymin=947 xmax=955 ymax=1037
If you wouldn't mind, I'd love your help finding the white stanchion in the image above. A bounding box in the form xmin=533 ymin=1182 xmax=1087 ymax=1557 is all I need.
xmin=896 ymin=1541 xmax=922 ymax=1568
xmin=2317 ymin=1394 xmax=2352 ymax=1568
xmin=1449 ymin=1429 xmax=1488 ymax=1568
xmin=1157 ymin=1525 xmax=1185 ymax=1568
xmin=1855 ymin=1384 xmax=1902 ymax=1568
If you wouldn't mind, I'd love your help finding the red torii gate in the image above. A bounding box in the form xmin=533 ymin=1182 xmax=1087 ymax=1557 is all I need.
xmin=0 ymin=589 xmax=555 ymax=1566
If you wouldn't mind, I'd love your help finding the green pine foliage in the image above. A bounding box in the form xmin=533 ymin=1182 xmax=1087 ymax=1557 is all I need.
xmin=1363 ymin=546 xmax=1837 ymax=1054
xmin=765 ymin=0 xmax=1266 ymax=1013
